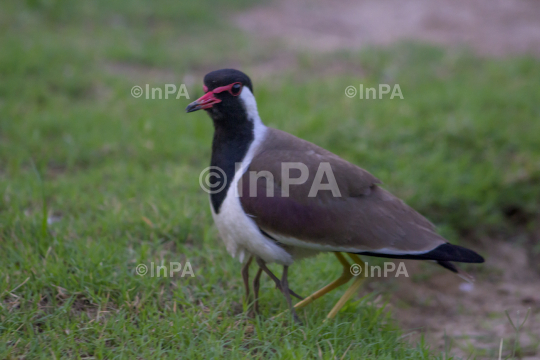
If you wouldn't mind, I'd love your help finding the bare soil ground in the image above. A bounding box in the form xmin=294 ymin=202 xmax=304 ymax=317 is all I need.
xmin=236 ymin=0 xmax=540 ymax=56
xmin=235 ymin=0 xmax=540 ymax=358
xmin=369 ymin=238 xmax=540 ymax=359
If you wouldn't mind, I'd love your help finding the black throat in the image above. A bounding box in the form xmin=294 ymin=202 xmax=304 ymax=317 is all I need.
xmin=209 ymin=114 xmax=254 ymax=214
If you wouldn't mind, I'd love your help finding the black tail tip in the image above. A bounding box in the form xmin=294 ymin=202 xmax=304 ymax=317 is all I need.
xmin=430 ymin=243 xmax=485 ymax=263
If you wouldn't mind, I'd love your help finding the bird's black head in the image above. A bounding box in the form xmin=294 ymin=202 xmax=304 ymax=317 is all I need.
xmin=185 ymin=69 xmax=254 ymax=125
xmin=203 ymin=68 xmax=253 ymax=96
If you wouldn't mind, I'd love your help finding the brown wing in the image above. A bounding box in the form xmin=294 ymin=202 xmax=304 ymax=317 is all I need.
xmin=239 ymin=128 xmax=447 ymax=254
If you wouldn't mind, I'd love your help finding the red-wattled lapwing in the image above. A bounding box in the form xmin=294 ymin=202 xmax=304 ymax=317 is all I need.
xmin=186 ymin=69 xmax=484 ymax=322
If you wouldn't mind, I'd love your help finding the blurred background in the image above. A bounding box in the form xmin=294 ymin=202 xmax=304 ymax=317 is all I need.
xmin=1 ymin=0 xmax=539 ymax=358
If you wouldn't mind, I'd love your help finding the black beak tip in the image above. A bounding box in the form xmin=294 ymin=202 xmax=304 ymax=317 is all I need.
xmin=185 ymin=103 xmax=198 ymax=113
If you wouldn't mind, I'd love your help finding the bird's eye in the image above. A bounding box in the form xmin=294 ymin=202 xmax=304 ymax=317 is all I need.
xmin=231 ymin=83 xmax=242 ymax=96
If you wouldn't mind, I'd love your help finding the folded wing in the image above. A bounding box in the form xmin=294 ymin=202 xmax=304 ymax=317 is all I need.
xmin=239 ymin=129 xmax=483 ymax=263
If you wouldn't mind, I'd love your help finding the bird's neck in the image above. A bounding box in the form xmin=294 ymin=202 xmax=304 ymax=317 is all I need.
xmin=210 ymin=119 xmax=255 ymax=214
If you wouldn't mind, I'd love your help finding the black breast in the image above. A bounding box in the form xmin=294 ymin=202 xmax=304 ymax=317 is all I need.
xmin=209 ymin=121 xmax=254 ymax=213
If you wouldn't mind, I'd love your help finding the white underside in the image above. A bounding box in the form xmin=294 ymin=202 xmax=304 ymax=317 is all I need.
xmin=264 ymin=231 xmax=433 ymax=255
xmin=210 ymin=160 xmax=294 ymax=266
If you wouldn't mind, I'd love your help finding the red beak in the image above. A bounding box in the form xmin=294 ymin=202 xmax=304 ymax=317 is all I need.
xmin=185 ymin=91 xmax=222 ymax=113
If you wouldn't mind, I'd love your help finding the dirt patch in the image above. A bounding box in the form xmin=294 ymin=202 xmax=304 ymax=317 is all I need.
xmin=363 ymin=239 xmax=540 ymax=359
xmin=236 ymin=0 xmax=540 ymax=56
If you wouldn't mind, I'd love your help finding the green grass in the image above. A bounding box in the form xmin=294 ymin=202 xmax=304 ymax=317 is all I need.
xmin=1 ymin=0 xmax=540 ymax=359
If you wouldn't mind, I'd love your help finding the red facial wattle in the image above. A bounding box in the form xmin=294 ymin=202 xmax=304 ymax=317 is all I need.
xmin=186 ymin=82 xmax=242 ymax=113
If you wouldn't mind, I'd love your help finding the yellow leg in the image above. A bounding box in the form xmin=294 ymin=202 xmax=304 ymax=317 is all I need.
xmin=294 ymin=253 xmax=353 ymax=309
xmin=326 ymin=254 xmax=366 ymax=319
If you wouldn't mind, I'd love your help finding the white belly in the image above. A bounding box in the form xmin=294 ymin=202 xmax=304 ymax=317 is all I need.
xmin=211 ymin=171 xmax=293 ymax=265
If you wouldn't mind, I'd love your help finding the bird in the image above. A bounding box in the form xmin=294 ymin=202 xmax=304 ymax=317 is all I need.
xmin=185 ymin=68 xmax=484 ymax=322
